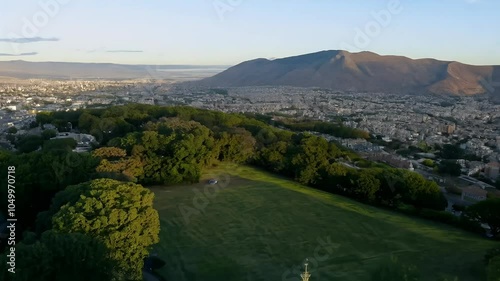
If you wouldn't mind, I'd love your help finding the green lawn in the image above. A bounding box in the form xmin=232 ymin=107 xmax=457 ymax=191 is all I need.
xmin=151 ymin=164 xmax=497 ymax=281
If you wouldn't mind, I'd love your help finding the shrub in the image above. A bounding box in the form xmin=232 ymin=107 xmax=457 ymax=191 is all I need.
xmin=419 ymin=209 xmax=458 ymax=224
xmin=456 ymin=215 xmax=484 ymax=234
xmin=422 ymin=159 xmax=436 ymax=167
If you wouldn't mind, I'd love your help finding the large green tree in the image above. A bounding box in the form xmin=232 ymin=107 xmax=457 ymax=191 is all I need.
xmin=15 ymin=135 xmax=44 ymax=153
xmin=0 ymin=151 xmax=98 ymax=236
xmin=42 ymin=138 xmax=77 ymax=152
xmin=438 ymin=160 xmax=462 ymax=177
xmin=7 ymin=127 xmax=17 ymax=134
xmin=256 ymin=141 xmax=289 ymax=173
xmin=353 ymin=169 xmax=381 ymax=202
xmin=41 ymin=129 xmax=57 ymax=140
xmin=93 ymin=147 xmax=143 ymax=182
xmin=439 ymin=144 xmax=465 ymax=159
xmin=42 ymin=179 xmax=160 ymax=280
xmin=14 ymin=231 xmax=118 ymax=281
xmin=218 ymin=128 xmax=256 ymax=163
xmin=401 ymin=170 xmax=447 ymax=210
xmin=287 ymin=134 xmax=337 ymax=185
xmin=465 ymin=198 xmax=500 ymax=238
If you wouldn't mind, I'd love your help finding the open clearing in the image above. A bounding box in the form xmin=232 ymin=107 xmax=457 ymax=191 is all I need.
xmin=151 ymin=164 xmax=497 ymax=281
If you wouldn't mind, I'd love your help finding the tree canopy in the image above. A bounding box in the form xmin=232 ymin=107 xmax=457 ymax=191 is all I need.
xmin=37 ymin=179 xmax=161 ymax=280
xmin=13 ymin=230 xmax=118 ymax=281
xmin=0 ymin=104 xmax=472 ymax=279
xmin=465 ymin=198 xmax=500 ymax=239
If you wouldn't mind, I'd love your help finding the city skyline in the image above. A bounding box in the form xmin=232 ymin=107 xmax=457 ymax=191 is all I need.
xmin=0 ymin=0 xmax=499 ymax=65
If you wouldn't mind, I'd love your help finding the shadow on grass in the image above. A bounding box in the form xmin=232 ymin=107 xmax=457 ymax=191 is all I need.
xmin=152 ymin=271 xmax=167 ymax=281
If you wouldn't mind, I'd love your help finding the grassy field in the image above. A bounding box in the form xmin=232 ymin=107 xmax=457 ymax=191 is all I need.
xmin=151 ymin=164 xmax=497 ymax=281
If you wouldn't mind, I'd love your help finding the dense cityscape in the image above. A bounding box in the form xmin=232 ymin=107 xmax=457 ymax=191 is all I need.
xmin=1 ymin=79 xmax=499 ymax=209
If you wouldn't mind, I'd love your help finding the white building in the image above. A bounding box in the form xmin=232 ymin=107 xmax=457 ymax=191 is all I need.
xmin=51 ymin=133 xmax=96 ymax=145
xmin=461 ymin=186 xmax=488 ymax=202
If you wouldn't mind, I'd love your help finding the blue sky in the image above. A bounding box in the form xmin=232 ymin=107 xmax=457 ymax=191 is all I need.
xmin=0 ymin=0 xmax=498 ymax=65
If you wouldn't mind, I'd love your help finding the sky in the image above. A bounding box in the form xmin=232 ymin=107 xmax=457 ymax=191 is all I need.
xmin=0 ymin=0 xmax=499 ymax=66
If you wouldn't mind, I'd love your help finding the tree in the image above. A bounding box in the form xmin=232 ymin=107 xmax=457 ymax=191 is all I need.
xmin=401 ymin=171 xmax=434 ymax=208
xmin=465 ymin=199 xmax=500 ymax=238
xmin=255 ymin=141 xmax=288 ymax=173
xmin=439 ymin=144 xmax=464 ymax=159
xmin=78 ymin=112 xmax=100 ymax=132
xmin=417 ymin=141 xmax=432 ymax=153
xmin=438 ymin=160 xmax=462 ymax=177
xmin=43 ymin=138 xmax=77 ymax=152
xmin=15 ymin=135 xmax=44 ymax=153
xmin=95 ymin=155 xmax=144 ymax=183
xmin=218 ymin=128 xmax=256 ymax=163
xmin=5 ymin=134 xmax=15 ymax=143
xmin=415 ymin=181 xmax=448 ymax=211
xmin=353 ymin=170 xmax=381 ymax=202
xmin=41 ymin=129 xmax=57 ymax=140
xmin=15 ymin=230 xmax=118 ymax=281
xmin=29 ymin=120 xmax=38 ymax=128
xmin=422 ymin=159 xmax=435 ymax=168
xmin=36 ymin=112 xmax=54 ymax=125
xmin=92 ymin=147 xmax=127 ymax=159
xmin=6 ymin=126 xmax=17 ymax=134
xmin=47 ymin=179 xmax=160 ymax=280
xmin=287 ymin=134 xmax=332 ymax=185
xmin=0 ymin=150 xmax=99 ymax=237
xmin=375 ymin=168 xmax=404 ymax=207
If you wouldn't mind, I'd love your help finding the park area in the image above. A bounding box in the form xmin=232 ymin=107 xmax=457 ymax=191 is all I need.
xmin=151 ymin=164 xmax=497 ymax=281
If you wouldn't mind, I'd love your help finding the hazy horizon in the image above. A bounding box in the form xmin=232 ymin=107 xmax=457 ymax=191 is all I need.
xmin=0 ymin=60 xmax=231 ymax=67
xmin=2 ymin=48 xmax=500 ymax=68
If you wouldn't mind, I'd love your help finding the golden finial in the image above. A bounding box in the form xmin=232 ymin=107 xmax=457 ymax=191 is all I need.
xmin=301 ymin=259 xmax=311 ymax=281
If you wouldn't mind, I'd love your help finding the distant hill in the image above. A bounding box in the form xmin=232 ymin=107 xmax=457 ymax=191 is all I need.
xmin=196 ymin=50 xmax=500 ymax=95
xmin=0 ymin=60 xmax=227 ymax=80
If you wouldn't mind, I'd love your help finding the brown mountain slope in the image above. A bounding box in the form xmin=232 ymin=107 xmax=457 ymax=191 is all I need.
xmin=197 ymin=50 xmax=500 ymax=95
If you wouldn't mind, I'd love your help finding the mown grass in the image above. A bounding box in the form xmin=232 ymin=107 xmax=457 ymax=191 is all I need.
xmin=151 ymin=164 xmax=497 ymax=281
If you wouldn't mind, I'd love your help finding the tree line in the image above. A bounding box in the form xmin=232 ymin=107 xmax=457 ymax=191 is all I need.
xmin=1 ymin=104 xmax=499 ymax=280
xmin=4 ymin=104 xmax=499 ymax=237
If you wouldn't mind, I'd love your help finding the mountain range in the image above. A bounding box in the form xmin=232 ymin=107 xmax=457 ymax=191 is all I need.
xmin=0 ymin=60 xmax=227 ymax=80
xmin=1 ymin=51 xmax=499 ymax=96
xmin=196 ymin=50 xmax=500 ymax=96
